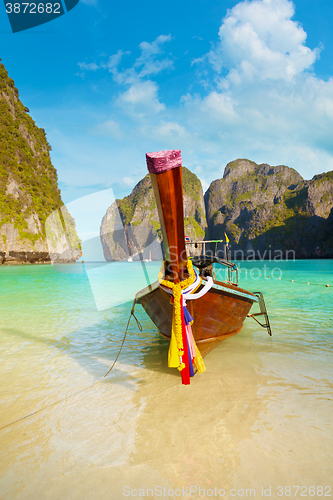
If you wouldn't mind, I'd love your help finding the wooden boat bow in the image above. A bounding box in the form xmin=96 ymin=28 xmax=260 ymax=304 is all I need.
xmin=146 ymin=150 xmax=188 ymax=282
xmin=135 ymin=150 xmax=271 ymax=383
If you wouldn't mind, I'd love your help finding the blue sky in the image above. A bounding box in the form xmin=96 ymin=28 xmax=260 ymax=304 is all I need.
xmin=1 ymin=0 xmax=333 ymax=203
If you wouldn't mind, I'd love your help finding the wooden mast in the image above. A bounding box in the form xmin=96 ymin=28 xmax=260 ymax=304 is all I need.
xmin=146 ymin=150 xmax=187 ymax=283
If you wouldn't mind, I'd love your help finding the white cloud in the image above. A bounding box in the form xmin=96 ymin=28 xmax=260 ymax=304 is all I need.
xmin=78 ymin=35 xmax=172 ymax=122
xmin=122 ymin=176 xmax=135 ymax=187
xmin=58 ymin=0 xmax=333 ymax=201
xmin=168 ymin=0 xmax=333 ymax=184
xmin=153 ymin=121 xmax=188 ymax=139
xmin=207 ymin=0 xmax=319 ymax=84
xmin=78 ymin=62 xmax=99 ymax=71
xmin=78 ymin=35 xmax=172 ymax=85
xmin=94 ymin=119 xmax=123 ymax=139
xmin=201 ymin=92 xmax=238 ymax=120
xmin=101 ymin=50 xmax=130 ymax=81
xmin=139 ymin=35 xmax=172 ymax=57
xmin=135 ymin=35 xmax=173 ymax=78
xmin=116 ymin=80 xmax=165 ymax=116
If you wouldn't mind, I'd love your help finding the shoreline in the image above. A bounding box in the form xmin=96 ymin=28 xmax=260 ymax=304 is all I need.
xmin=1 ymin=256 xmax=333 ymax=266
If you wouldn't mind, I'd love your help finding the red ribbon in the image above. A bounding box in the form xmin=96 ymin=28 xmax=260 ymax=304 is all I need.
xmin=180 ymin=298 xmax=190 ymax=385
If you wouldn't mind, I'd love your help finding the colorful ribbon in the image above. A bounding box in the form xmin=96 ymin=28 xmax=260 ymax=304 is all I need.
xmin=158 ymin=260 xmax=207 ymax=384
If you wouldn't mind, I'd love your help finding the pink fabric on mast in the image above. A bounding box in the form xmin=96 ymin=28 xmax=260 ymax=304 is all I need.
xmin=186 ymin=324 xmax=196 ymax=360
xmin=146 ymin=150 xmax=182 ymax=174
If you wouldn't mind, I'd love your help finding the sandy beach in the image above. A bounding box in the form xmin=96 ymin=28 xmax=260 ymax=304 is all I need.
xmin=0 ymin=261 xmax=332 ymax=499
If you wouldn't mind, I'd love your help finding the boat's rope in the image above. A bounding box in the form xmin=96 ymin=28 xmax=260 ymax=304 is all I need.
xmin=0 ymin=297 xmax=142 ymax=432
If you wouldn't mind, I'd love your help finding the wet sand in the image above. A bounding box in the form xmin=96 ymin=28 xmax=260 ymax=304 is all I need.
xmin=1 ymin=325 xmax=332 ymax=500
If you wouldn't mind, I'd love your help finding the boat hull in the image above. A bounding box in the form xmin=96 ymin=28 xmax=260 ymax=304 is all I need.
xmin=136 ymin=280 xmax=257 ymax=357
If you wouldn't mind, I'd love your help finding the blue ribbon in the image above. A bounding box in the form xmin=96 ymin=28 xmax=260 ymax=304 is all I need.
xmin=187 ymin=341 xmax=195 ymax=377
xmin=183 ymin=306 xmax=194 ymax=325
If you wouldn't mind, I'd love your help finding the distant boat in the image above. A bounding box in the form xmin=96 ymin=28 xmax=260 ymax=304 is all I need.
xmin=135 ymin=150 xmax=271 ymax=385
xmin=127 ymin=256 xmax=133 ymax=262
xmin=142 ymin=251 xmax=152 ymax=262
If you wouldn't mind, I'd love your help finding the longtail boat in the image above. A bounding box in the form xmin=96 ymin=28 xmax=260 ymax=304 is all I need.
xmin=135 ymin=150 xmax=271 ymax=384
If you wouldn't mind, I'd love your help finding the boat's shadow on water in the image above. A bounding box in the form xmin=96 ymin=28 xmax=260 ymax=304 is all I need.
xmin=138 ymin=340 xmax=181 ymax=377
xmin=0 ymin=326 xmax=135 ymax=391
xmin=1 ymin=302 xmax=180 ymax=396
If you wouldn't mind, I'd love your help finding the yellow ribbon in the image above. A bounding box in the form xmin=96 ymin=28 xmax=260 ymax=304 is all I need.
xmin=159 ymin=260 xmax=206 ymax=373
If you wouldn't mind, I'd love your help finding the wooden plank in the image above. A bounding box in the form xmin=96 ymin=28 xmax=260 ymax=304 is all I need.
xmin=150 ymin=167 xmax=187 ymax=282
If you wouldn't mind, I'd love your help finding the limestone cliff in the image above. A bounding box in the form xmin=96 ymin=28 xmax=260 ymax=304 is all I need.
xmin=0 ymin=61 xmax=80 ymax=264
xmin=205 ymin=159 xmax=333 ymax=258
xmin=100 ymin=168 xmax=207 ymax=260
xmin=101 ymin=159 xmax=333 ymax=261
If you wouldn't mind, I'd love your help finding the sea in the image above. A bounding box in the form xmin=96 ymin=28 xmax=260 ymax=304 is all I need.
xmin=0 ymin=259 xmax=332 ymax=500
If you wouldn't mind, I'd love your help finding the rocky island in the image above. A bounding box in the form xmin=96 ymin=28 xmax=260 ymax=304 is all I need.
xmin=205 ymin=159 xmax=333 ymax=258
xmin=101 ymin=159 xmax=333 ymax=260
xmin=0 ymin=61 xmax=80 ymax=264
xmin=100 ymin=168 xmax=207 ymax=260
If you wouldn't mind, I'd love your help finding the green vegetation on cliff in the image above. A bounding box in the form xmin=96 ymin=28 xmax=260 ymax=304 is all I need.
xmin=101 ymin=167 xmax=207 ymax=260
xmin=0 ymin=61 xmax=80 ymax=260
xmin=116 ymin=174 xmax=153 ymax=227
xmin=205 ymin=159 xmax=333 ymax=257
xmin=102 ymin=158 xmax=333 ymax=259
xmin=0 ymin=62 xmax=63 ymax=241
xmin=116 ymin=167 xmax=206 ymax=237
xmin=182 ymin=167 xmax=200 ymax=202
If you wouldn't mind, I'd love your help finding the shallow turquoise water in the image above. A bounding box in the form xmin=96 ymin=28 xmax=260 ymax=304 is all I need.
xmin=0 ymin=260 xmax=332 ymax=499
